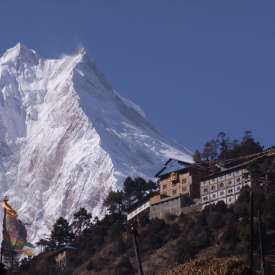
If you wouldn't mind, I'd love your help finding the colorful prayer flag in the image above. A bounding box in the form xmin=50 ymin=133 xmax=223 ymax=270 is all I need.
xmin=2 ymin=198 xmax=34 ymax=256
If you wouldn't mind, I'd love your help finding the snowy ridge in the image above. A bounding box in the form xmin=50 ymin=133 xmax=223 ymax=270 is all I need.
xmin=112 ymin=89 xmax=146 ymax=119
xmin=0 ymin=43 xmax=192 ymax=241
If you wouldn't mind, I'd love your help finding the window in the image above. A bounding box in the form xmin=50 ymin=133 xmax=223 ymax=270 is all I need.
xmin=162 ymin=184 xmax=167 ymax=190
xmin=211 ymin=185 xmax=216 ymax=191
xmin=172 ymin=190 xmax=177 ymax=196
xmin=204 ymin=188 xmax=208 ymax=193
xmin=182 ymin=178 xmax=187 ymax=184
xmin=212 ymin=194 xmax=216 ymax=198
xmin=243 ymin=172 xmax=249 ymax=179
xmin=182 ymin=186 xmax=187 ymax=193
xmin=220 ymin=191 xmax=225 ymax=196
xmin=236 ymin=177 xmax=241 ymax=183
xmin=228 ymin=188 xmax=233 ymax=194
xmin=219 ymin=182 xmax=224 ymax=188
xmin=203 ymin=196 xmax=208 ymax=201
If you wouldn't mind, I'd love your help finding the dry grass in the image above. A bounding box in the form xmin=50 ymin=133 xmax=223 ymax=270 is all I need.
xmin=158 ymin=257 xmax=251 ymax=275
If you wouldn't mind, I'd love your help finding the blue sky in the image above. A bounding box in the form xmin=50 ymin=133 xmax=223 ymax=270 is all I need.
xmin=0 ymin=1 xmax=274 ymax=151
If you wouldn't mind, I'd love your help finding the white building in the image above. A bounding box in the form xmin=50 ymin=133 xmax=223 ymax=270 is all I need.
xmin=200 ymin=166 xmax=251 ymax=209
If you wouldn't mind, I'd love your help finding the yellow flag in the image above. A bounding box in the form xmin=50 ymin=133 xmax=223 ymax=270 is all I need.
xmin=3 ymin=200 xmax=17 ymax=217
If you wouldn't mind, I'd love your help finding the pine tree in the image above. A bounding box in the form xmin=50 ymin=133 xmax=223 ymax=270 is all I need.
xmin=202 ymin=142 xmax=211 ymax=161
xmin=193 ymin=150 xmax=202 ymax=163
xmin=71 ymin=208 xmax=92 ymax=236
xmin=36 ymin=238 xmax=50 ymax=252
xmin=104 ymin=191 xmax=124 ymax=215
xmin=217 ymin=132 xmax=231 ymax=160
xmin=49 ymin=217 xmax=75 ymax=249
xmin=123 ymin=177 xmax=157 ymax=203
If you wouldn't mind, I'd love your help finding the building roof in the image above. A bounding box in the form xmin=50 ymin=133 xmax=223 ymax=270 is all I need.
xmin=201 ymin=164 xmax=248 ymax=181
xmin=155 ymin=158 xmax=192 ymax=178
xmin=201 ymin=149 xmax=275 ymax=181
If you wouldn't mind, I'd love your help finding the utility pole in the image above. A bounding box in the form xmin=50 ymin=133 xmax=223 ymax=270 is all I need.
xmin=130 ymin=224 xmax=144 ymax=275
xmin=257 ymin=171 xmax=268 ymax=275
xmin=258 ymin=209 xmax=265 ymax=275
xmin=250 ymin=189 xmax=254 ymax=275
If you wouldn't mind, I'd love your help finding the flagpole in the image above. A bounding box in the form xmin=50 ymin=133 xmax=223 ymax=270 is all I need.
xmin=1 ymin=197 xmax=7 ymax=264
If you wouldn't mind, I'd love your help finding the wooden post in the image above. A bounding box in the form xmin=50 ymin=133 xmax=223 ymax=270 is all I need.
xmin=131 ymin=224 xmax=144 ymax=275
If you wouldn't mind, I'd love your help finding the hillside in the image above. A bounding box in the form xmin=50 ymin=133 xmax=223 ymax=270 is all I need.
xmin=16 ymin=184 xmax=275 ymax=274
xmin=10 ymin=133 xmax=275 ymax=275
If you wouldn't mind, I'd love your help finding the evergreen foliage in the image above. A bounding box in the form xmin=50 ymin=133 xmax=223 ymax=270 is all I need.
xmin=200 ymin=131 xmax=263 ymax=162
xmin=193 ymin=150 xmax=202 ymax=163
xmin=36 ymin=238 xmax=50 ymax=251
xmin=104 ymin=177 xmax=157 ymax=216
xmin=71 ymin=207 xmax=92 ymax=236
xmin=104 ymin=191 xmax=124 ymax=215
xmin=49 ymin=217 xmax=75 ymax=249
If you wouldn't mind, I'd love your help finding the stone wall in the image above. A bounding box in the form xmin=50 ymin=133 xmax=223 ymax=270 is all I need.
xmin=149 ymin=196 xmax=201 ymax=220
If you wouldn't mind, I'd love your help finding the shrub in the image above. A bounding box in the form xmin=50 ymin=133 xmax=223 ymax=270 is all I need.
xmin=113 ymin=236 xmax=127 ymax=256
xmin=218 ymin=225 xmax=239 ymax=256
xmin=206 ymin=211 xmax=224 ymax=229
xmin=174 ymin=238 xmax=196 ymax=264
xmin=165 ymin=213 xmax=177 ymax=222
xmin=167 ymin=223 xmax=180 ymax=240
xmin=146 ymin=218 xmax=169 ymax=249
xmin=112 ymin=257 xmax=135 ymax=275
xmin=86 ymin=260 xmax=94 ymax=271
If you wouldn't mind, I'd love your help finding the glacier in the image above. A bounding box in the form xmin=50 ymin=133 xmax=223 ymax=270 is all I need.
xmin=0 ymin=43 xmax=192 ymax=241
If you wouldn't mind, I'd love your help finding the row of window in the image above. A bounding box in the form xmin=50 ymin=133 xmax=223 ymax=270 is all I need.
xmin=202 ymin=194 xmax=237 ymax=203
xmin=201 ymin=178 xmax=247 ymax=193
xmin=201 ymin=170 xmax=250 ymax=186
xmin=201 ymin=185 xmax=244 ymax=202
xmin=172 ymin=187 xmax=187 ymax=196
xmin=163 ymin=183 xmax=245 ymax=201
xmin=162 ymin=186 xmax=188 ymax=195
xmin=162 ymin=178 xmax=188 ymax=190
xmin=203 ymin=195 xmax=238 ymax=208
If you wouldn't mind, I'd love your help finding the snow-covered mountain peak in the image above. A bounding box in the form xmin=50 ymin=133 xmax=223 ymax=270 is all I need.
xmin=0 ymin=44 xmax=192 ymax=241
xmin=76 ymin=47 xmax=88 ymax=57
xmin=0 ymin=43 xmax=40 ymax=66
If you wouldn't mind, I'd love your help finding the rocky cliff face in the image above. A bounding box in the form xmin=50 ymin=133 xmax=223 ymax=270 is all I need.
xmin=0 ymin=43 xmax=192 ymax=241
